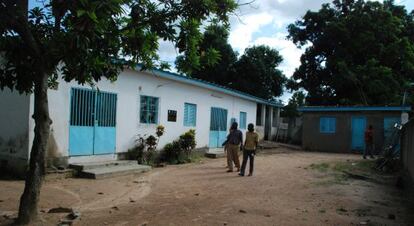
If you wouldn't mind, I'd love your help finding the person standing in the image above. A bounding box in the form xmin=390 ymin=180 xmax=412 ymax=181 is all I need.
xmin=239 ymin=123 xmax=259 ymax=176
xmin=222 ymin=128 xmax=233 ymax=170
xmin=225 ymin=122 xmax=243 ymax=172
xmin=364 ymin=125 xmax=375 ymax=159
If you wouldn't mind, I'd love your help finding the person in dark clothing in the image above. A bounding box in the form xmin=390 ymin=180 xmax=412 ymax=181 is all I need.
xmin=239 ymin=123 xmax=259 ymax=176
xmin=224 ymin=122 xmax=243 ymax=172
xmin=364 ymin=125 xmax=375 ymax=159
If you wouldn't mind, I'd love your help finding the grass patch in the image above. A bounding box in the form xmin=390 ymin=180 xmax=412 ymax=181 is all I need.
xmin=309 ymin=160 xmax=376 ymax=186
xmin=188 ymin=151 xmax=205 ymax=163
xmin=309 ymin=163 xmax=330 ymax=172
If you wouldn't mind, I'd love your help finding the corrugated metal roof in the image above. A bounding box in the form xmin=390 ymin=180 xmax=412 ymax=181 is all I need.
xmin=298 ymin=106 xmax=411 ymax=112
xmin=134 ymin=66 xmax=284 ymax=107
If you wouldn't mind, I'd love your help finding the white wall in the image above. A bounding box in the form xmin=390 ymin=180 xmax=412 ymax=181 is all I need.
xmin=0 ymin=88 xmax=30 ymax=161
xmin=28 ymin=69 xmax=258 ymax=162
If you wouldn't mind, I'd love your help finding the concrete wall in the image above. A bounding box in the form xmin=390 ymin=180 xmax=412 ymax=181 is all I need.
xmin=302 ymin=111 xmax=402 ymax=153
xmin=0 ymin=88 xmax=30 ymax=174
xmin=401 ymin=119 xmax=414 ymax=183
xmin=28 ymin=69 xmax=260 ymax=163
xmin=255 ymin=105 xmax=279 ymax=141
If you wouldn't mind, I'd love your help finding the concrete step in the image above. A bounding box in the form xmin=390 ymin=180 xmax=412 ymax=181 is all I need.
xmin=80 ymin=164 xmax=151 ymax=179
xmin=69 ymin=160 xmax=138 ymax=171
xmin=205 ymin=148 xmax=226 ymax=158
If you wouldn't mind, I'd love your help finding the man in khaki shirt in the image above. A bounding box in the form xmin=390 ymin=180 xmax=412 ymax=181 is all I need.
xmin=239 ymin=123 xmax=259 ymax=176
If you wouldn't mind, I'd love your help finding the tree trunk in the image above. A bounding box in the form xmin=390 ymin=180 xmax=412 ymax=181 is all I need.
xmin=16 ymin=74 xmax=51 ymax=225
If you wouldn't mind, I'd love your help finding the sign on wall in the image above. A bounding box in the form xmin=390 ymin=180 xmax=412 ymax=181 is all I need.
xmin=168 ymin=110 xmax=177 ymax=122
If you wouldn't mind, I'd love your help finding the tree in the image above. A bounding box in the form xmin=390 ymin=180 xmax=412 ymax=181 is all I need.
xmin=0 ymin=0 xmax=236 ymax=224
xmin=287 ymin=0 xmax=414 ymax=105
xmin=176 ymin=23 xmax=237 ymax=86
xmin=232 ymin=45 xmax=287 ymax=100
xmin=281 ymin=91 xmax=306 ymax=118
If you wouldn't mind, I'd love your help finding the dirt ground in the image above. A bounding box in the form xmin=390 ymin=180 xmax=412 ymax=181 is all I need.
xmin=0 ymin=149 xmax=412 ymax=226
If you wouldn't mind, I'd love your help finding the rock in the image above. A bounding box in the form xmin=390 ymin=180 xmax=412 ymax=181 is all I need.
xmin=66 ymin=210 xmax=81 ymax=220
xmin=388 ymin=214 xmax=396 ymax=220
xmin=0 ymin=200 xmax=3 ymax=202
xmin=48 ymin=207 xmax=73 ymax=213
xmin=130 ymin=198 xmax=136 ymax=203
xmin=337 ymin=207 xmax=347 ymax=212
xmin=111 ymin=206 xmax=119 ymax=211
xmin=58 ymin=220 xmax=73 ymax=226
xmin=98 ymin=192 xmax=104 ymax=195
xmin=265 ymin=214 xmax=271 ymax=217
xmin=239 ymin=209 xmax=247 ymax=213
xmin=194 ymin=193 xmax=200 ymax=196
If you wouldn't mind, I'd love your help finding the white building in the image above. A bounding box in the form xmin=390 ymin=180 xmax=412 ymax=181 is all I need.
xmin=0 ymin=67 xmax=282 ymax=175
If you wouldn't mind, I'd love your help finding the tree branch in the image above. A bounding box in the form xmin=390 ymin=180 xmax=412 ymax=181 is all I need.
xmin=3 ymin=0 xmax=42 ymax=58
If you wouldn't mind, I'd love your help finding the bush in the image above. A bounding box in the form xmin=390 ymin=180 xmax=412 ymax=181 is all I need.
xmin=179 ymin=129 xmax=196 ymax=157
xmin=162 ymin=140 xmax=183 ymax=164
xmin=161 ymin=129 xmax=197 ymax=164
xmin=127 ymin=135 xmax=146 ymax=164
xmin=126 ymin=126 xmax=164 ymax=166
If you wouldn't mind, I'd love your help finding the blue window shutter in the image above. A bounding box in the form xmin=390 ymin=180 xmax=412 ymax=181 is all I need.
xmin=320 ymin=118 xmax=326 ymax=132
xmin=240 ymin=112 xmax=247 ymax=129
xmin=320 ymin=117 xmax=336 ymax=133
xmin=184 ymin=103 xmax=197 ymax=127
xmin=329 ymin=118 xmax=336 ymax=133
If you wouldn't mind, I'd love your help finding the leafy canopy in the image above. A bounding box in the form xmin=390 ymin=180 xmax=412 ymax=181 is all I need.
xmin=232 ymin=45 xmax=287 ymax=100
xmin=0 ymin=0 xmax=237 ymax=93
xmin=176 ymin=23 xmax=237 ymax=86
xmin=287 ymin=0 xmax=414 ymax=105
xmin=176 ymin=26 xmax=286 ymax=101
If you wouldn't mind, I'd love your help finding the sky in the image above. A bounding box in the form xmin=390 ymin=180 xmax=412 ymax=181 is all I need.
xmin=158 ymin=0 xmax=414 ymax=102
xmin=29 ymin=0 xmax=414 ymax=103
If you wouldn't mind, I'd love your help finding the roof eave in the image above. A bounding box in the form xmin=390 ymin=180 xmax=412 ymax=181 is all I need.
xmin=132 ymin=66 xmax=284 ymax=108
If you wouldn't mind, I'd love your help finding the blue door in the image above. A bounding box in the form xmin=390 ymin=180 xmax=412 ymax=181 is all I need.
xmin=94 ymin=92 xmax=117 ymax=154
xmin=69 ymin=88 xmax=117 ymax=156
xmin=209 ymin=107 xmax=228 ymax=148
xmin=351 ymin=117 xmax=366 ymax=151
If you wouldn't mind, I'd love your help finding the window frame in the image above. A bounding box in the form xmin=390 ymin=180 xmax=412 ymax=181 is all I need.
xmin=319 ymin=117 xmax=336 ymax=134
xmin=184 ymin=103 xmax=197 ymax=127
xmin=140 ymin=95 xmax=159 ymax=124
xmin=239 ymin=112 xmax=247 ymax=129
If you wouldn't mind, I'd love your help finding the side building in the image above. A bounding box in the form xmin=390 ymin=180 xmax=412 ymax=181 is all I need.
xmin=299 ymin=106 xmax=411 ymax=153
xmin=0 ymin=67 xmax=282 ymax=175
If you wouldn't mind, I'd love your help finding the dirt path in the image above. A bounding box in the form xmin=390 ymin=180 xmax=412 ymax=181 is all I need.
xmin=0 ymin=150 xmax=411 ymax=226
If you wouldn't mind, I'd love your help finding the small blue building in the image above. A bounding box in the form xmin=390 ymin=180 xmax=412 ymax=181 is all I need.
xmin=298 ymin=106 xmax=411 ymax=153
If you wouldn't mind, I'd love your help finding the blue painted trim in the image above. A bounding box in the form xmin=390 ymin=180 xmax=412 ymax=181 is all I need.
xmin=299 ymin=106 xmax=411 ymax=112
xmin=133 ymin=65 xmax=283 ymax=108
xmin=319 ymin=117 xmax=336 ymax=134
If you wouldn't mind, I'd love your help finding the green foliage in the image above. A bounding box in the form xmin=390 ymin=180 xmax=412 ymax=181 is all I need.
xmin=0 ymin=0 xmax=237 ymax=93
xmin=161 ymin=129 xmax=197 ymax=164
xmin=162 ymin=140 xmax=184 ymax=164
xmin=176 ymin=23 xmax=237 ymax=82
xmin=155 ymin=125 xmax=165 ymax=137
xmin=176 ymin=25 xmax=286 ymax=100
xmin=232 ymin=45 xmax=287 ymax=100
xmin=128 ymin=135 xmax=146 ymax=164
xmin=281 ymin=91 xmax=306 ymax=118
xmin=287 ymin=0 xmax=414 ymax=105
xmin=128 ymin=126 xmax=164 ymax=165
xmin=179 ymin=129 xmax=196 ymax=155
